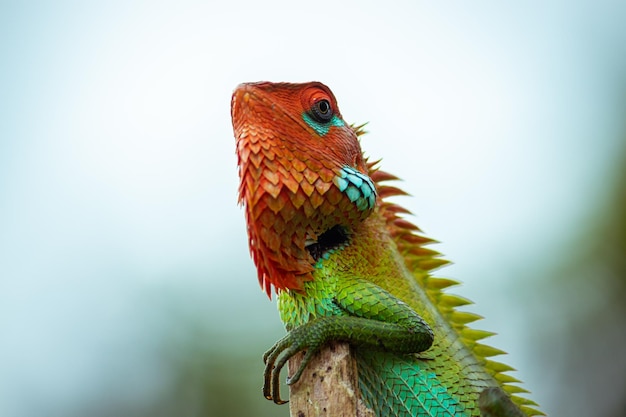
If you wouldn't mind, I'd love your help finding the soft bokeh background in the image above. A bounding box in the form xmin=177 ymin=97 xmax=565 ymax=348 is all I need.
xmin=1 ymin=2 xmax=625 ymax=416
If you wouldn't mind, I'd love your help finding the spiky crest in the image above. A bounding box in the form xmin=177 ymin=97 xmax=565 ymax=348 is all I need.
xmin=353 ymin=125 xmax=544 ymax=416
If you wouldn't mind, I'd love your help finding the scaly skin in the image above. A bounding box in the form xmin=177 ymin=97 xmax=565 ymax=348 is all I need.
xmin=231 ymin=82 xmax=542 ymax=417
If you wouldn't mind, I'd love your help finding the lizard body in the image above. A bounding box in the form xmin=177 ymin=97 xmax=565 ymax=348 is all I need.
xmin=231 ymin=81 xmax=542 ymax=417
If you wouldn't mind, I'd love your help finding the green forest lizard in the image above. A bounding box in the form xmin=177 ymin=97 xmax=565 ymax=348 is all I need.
xmin=231 ymin=81 xmax=542 ymax=417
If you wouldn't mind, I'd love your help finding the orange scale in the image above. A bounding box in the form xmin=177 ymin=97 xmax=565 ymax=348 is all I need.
xmin=266 ymin=196 xmax=286 ymax=214
xmin=248 ymin=152 xmax=264 ymax=169
xmin=320 ymin=158 xmax=338 ymax=171
xmin=305 ymin=158 xmax=324 ymax=172
xmin=283 ymin=244 xmax=306 ymax=262
xmin=288 ymin=188 xmax=307 ymax=209
xmin=276 ymin=156 xmax=292 ymax=171
xmin=309 ymin=190 xmax=324 ymax=209
xmin=279 ymin=231 xmax=294 ymax=250
xmin=318 ymin=201 xmax=337 ymax=217
xmin=291 ymin=148 xmax=308 ymax=163
xmin=248 ymin=141 xmax=262 ymax=154
xmin=261 ymin=147 xmax=276 ymax=161
xmin=292 ymin=158 xmax=307 ymax=172
xmin=281 ymin=175 xmax=301 ymax=194
xmin=244 ymin=164 xmax=263 ymax=180
xmin=300 ymin=180 xmax=314 ymax=197
xmin=294 ymin=226 xmax=307 ymax=241
xmin=257 ymin=225 xmax=271 ymax=245
xmin=262 ymin=157 xmax=278 ymax=172
xmin=262 ymin=169 xmax=280 ymax=185
xmin=278 ymin=201 xmax=297 ymax=222
xmin=260 ymin=138 xmax=273 ymax=150
xmin=259 ymin=210 xmax=276 ymax=228
xmin=279 ymin=144 xmax=293 ymax=160
xmin=277 ymin=132 xmax=292 ymax=145
xmin=237 ymin=144 xmax=250 ymax=164
xmin=325 ymin=187 xmax=344 ymax=206
xmin=303 ymin=168 xmax=319 ymax=185
xmin=246 ymin=196 xmax=264 ymax=215
xmin=313 ymin=177 xmax=333 ymax=196
xmin=261 ymin=180 xmax=282 ymax=199
xmin=318 ymin=168 xmax=336 ymax=183
xmin=246 ymin=186 xmax=265 ymax=207
xmin=266 ymin=231 xmax=281 ymax=252
xmin=262 ymin=280 xmax=272 ymax=298
xmin=301 ymin=199 xmax=315 ymax=218
xmin=270 ymin=222 xmax=285 ymax=240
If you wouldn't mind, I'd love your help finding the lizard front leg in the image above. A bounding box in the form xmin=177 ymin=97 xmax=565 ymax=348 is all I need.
xmin=262 ymin=277 xmax=434 ymax=404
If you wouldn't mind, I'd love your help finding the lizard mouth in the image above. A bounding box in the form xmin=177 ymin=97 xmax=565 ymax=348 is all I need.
xmin=305 ymin=225 xmax=349 ymax=262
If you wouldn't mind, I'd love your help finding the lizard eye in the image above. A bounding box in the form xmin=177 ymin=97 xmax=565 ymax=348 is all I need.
xmin=310 ymin=99 xmax=334 ymax=123
xmin=300 ymin=85 xmax=343 ymax=134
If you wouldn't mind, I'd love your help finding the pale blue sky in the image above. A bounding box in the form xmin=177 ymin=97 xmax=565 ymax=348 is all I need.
xmin=1 ymin=2 xmax=625 ymax=416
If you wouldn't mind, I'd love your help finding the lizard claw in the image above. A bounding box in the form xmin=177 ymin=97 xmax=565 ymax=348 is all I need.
xmin=261 ymin=319 xmax=327 ymax=404
xmin=262 ymin=332 xmax=300 ymax=404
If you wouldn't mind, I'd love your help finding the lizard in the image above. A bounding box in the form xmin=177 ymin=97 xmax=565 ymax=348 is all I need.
xmin=231 ymin=81 xmax=543 ymax=417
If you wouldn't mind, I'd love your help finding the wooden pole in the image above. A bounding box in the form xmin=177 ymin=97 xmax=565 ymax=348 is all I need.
xmin=287 ymin=342 xmax=374 ymax=417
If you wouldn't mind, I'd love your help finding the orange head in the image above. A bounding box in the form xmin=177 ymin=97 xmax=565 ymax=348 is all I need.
xmin=231 ymin=82 xmax=376 ymax=297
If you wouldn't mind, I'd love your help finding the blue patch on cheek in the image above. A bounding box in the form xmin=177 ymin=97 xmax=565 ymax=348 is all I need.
xmin=302 ymin=113 xmax=345 ymax=136
xmin=333 ymin=166 xmax=377 ymax=211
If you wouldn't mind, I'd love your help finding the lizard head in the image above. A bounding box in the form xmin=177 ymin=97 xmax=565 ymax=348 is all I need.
xmin=232 ymin=82 xmax=377 ymax=297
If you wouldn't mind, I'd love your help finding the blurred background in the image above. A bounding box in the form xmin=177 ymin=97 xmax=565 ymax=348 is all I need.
xmin=1 ymin=1 xmax=625 ymax=416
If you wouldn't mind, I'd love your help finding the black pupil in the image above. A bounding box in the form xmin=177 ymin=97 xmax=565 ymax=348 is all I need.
xmin=318 ymin=100 xmax=330 ymax=114
xmin=312 ymin=99 xmax=333 ymax=123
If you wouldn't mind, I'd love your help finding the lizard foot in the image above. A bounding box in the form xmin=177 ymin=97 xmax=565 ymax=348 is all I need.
xmin=262 ymin=319 xmax=330 ymax=404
